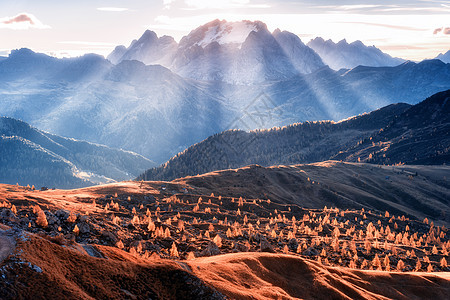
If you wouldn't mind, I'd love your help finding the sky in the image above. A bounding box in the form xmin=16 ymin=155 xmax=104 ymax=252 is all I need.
xmin=0 ymin=0 xmax=449 ymax=61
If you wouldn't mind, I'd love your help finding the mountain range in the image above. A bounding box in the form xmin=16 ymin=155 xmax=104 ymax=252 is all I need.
xmin=1 ymin=20 xmax=449 ymax=167
xmin=1 ymin=49 xmax=449 ymax=165
xmin=307 ymin=37 xmax=404 ymax=70
xmin=138 ymin=90 xmax=450 ymax=181
xmin=333 ymin=90 xmax=450 ymax=165
xmin=0 ymin=117 xmax=154 ymax=188
xmin=109 ymin=19 xmax=407 ymax=78
xmin=109 ymin=19 xmax=326 ymax=84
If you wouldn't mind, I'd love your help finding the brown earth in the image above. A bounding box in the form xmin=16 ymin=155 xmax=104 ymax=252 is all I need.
xmin=0 ymin=161 xmax=449 ymax=299
xmin=0 ymin=228 xmax=448 ymax=300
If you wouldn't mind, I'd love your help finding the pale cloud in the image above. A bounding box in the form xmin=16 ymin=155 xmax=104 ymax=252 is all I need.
xmin=433 ymin=27 xmax=450 ymax=35
xmin=58 ymin=41 xmax=117 ymax=46
xmin=0 ymin=13 xmax=50 ymax=30
xmin=374 ymin=6 xmax=450 ymax=13
xmin=312 ymin=3 xmax=450 ymax=14
xmin=163 ymin=0 xmax=177 ymax=9
xmin=341 ymin=22 xmax=427 ymax=32
xmin=315 ymin=4 xmax=385 ymax=11
xmin=434 ymin=27 xmax=442 ymax=34
xmin=184 ymin=0 xmax=269 ymax=10
xmin=97 ymin=7 xmax=129 ymax=12
xmin=155 ymin=15 xmax=172 ymax=24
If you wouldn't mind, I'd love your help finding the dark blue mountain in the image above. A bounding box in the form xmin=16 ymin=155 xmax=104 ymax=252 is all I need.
xmin=0 ymin=117 xmax=155 ymax=188
xmin=0 ymin=48 xmax=449 ymax=164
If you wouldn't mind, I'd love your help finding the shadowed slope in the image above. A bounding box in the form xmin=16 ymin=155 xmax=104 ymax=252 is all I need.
xmin=0 ymin=227 xmax=224 ymax=300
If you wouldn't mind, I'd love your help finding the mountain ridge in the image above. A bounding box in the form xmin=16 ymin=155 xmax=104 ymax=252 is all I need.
xmin=138 ymin=90 xmax=449 ymax=182
xmin=1 ymin=47 xmax=450 ymax=163
xmin=108 ymin=20 xmax=407 ymax=80
xmin=307 ymin=37 xmax=405 ymax=70
xmin=138 ymin=102 xmax=412 ymax=182
xmin=0 ymin=116 xmax=155 ymax=188
xmin=436 ymin=50 xmax=450 ymax=63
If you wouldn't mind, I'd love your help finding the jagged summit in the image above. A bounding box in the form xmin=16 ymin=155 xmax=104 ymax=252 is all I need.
xmin=105 ymin=19 xmax=414 ymax=83
xmin=436 ymin=50 xmax=450 ymax=63
xmin=107 ymin=29 xmax=177 ymax=66
xmin=179 ymin=19 xmax=267 ymax=49
xmin=171 ymin=19 xmax=325 ymax=83
xmin=307 ymin=37 xmax=404 ymax=70
xmin=106 ymin=19 xmax=325 ymax=83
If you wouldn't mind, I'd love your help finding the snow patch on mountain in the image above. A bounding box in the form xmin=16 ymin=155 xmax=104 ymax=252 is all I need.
xmin=193 ymin=19 xmax=263 ymax=48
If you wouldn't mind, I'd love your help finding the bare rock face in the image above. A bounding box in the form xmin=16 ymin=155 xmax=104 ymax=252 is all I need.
xmin=45 ymin=211 xmax=59 ymax=226
xmin=233 ymin=242 xmax=249 ymax=253
xmin=77 ymin=222 xmax=90 ymax=234
xmin=55 ymin=209 xmax=70 ymax=221
xmin=201 ymin=242 xmax=221 ymax=257
xmin=100 ymin=230 xmax=117 ymax=244
xmin=0 ymin=209 xmax=17 ymax=223
xmin=259 ymin=236 xmax=274 ymax=253
xmin=288 ymin=238 xmax=298 ymax=251
xmin=302 ymin=247 xmax=318 ymax=257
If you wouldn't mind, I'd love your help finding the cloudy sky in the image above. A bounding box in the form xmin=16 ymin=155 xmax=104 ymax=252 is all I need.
xmin=0 ymin=0 xmax=449 ymax=60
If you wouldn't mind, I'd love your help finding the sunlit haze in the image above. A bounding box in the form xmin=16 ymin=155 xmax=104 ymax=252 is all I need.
xmin=0 ymin=0 xmax=449 ymax=61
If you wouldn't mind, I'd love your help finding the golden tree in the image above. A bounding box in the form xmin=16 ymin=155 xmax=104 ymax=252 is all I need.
xmin=36 ymin=209 xmax=48 ymax=228
xmin=170 ymin=242 xmax=179 ymax=257
xmin=396 ymin=260 xmax=405 ymax=271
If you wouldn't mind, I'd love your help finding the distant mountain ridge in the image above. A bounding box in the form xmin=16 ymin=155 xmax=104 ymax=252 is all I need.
xmin=109 ymin=30 xmax=177 ymax=67
xmin=0 ymin=117 xmax=155 ymax=188
xmin=109 ymin=19 xmax=326 ymax=84
xmin=307 ymin=37 xmax=405 ymax=70
xmin=333 ymin=89 xmax=450 ymax=164
xmin=436 ymin=50 xmax=450 ymax=63
xmin=137 ymin=102 xmax=411 ymax=181
xmin=138 ymin=90 xmax=449 ymax=181
xmin=108 ymin=19 xmax=406 ymax=80
xmin=108 ymin=20 xmax=324 ymax=84
xmin=1 ymin=47 xmax=450 ymax=163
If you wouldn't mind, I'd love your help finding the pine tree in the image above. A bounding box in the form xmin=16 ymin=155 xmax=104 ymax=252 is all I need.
xmin=73 ymin=224 xmax=80 ymax=235
xmin=213 ymin=234 xmax=222 ymax=248
xmin=397 ymin=259 xmax=405 ymax=271
xmin=440 ymin=257 xmax=447 ymax=268
xmin=170 ymin=242 xmax=179 ymax=257
xmin=36 ymin=209 xmax=48 ymax=228
xmin=116 ymin=240 xmax=124 ymax=249
xmin=415 ymin=258 xmax=422 ymax=271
